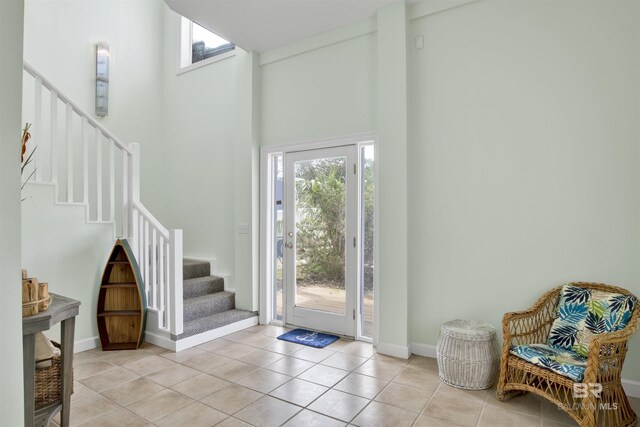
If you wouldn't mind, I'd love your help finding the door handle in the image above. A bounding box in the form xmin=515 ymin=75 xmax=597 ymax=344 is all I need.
xmin=285 ymin=242 xmax=294 ymax=249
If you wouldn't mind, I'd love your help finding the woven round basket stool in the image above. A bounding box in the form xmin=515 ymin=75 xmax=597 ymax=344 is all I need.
xmin=436 ymin=319 xmax=499 ymax=390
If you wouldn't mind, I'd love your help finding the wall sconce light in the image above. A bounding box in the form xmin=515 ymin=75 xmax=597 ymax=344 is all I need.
xmin=96 ymin=41 xmax=109 ymax=117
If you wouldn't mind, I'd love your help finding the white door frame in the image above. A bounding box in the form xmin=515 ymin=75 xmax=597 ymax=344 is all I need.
xmin=259 ymin=133 xmax=378 ymax=343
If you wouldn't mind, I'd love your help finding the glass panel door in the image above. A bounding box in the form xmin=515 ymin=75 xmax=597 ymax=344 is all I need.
xmin=284 ymin=146 xmax=357 ymax=336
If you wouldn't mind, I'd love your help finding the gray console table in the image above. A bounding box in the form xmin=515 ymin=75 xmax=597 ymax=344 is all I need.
xmin=23 ymin=294 xmax=80 ymax=427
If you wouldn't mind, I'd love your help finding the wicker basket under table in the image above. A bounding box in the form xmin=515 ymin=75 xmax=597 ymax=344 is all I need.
xmin=436 ymin=319 xmax=499 ymax=390
xmin=35 ymin=342 xmax=73 ymax=410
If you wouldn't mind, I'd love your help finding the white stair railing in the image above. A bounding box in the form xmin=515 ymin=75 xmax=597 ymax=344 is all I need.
xmin=22 ymin=62 xmax=183 ymax=336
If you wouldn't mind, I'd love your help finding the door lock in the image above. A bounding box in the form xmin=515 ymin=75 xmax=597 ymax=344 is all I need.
xmin=285 ymin=242 xmax=294 ymax=249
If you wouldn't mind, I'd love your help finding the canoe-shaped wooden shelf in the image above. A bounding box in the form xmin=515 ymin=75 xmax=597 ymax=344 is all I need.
xmin=97 ymin=239 xmax=147 ymax=351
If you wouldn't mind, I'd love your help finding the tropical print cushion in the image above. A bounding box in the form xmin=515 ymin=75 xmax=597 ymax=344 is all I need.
xmin=510 ymin=343 xmax=587 ymax=382
xmin=547 ymin=285 xmax=636 ymax=357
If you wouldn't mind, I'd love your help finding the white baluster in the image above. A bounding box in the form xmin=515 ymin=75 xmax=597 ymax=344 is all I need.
xmin=109 ymin=142 xmax=115 ymax=222
xmin=82 ymin=118 xmax=89 ymax=204
xmin=139 ymin=214 xmax=145 ymax=283
xmin=66 ymin=103 xmax=73 ymax=202
xmin=131 ymin=208 xmax=139 ymax=258
xmin=165 ymin=239 xmax=173 ymax=332
xmin=33 ymin=77 xmax=42 ymax=182
xmin=166 ymin=239 xmax=171 ymax=331
xmin=129 ymin=143 xmax=140 ymax=247
xmin=144 ymin=220 xmax=150 ymax=303
xmin=151 ymin=228 xmax=157 ymax=310
xmin=122 ymin=151 xmax=129 ymax=238
xmin=128 ymin=143 xmax=142 ymax=297
xmin=50 ymin=91 xmax=58 ymax=191
xmin=96 ymin=129 xmax=102 ymax=221
xmin=158 ymin=235 xmax=165 ymax=328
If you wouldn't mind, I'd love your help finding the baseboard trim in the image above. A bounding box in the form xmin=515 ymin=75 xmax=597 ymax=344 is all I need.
xmin=74 ymin=336 xmax=100 ymax=353
xmin=376 ymin=342 xmax=410 ymax=359
xmin=409 ymin=341 xmax=640 ymax=398
xmin=622 ymin=379 xmax=640 ymax=398
xmin=410 ymin=342 xmax=437 ymax=358
xmin=73 ymin=334 xmax=179 ymax=353
xmin=145 ymin=330 xmax=177 ymax=352
xmin=173 ymin=316 xmax=259 ymax=352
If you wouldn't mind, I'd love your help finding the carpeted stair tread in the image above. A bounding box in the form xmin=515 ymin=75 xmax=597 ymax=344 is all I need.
xmin=177 ymin=258 xmax=251 ymax=342
xmin=183 ymin=291 xmax=235 ymax=321
xmin=183 ymin=276 xmax=225 ymax=299
xmin=173 ymin=309 xmax=258 ymax=340
xmin=183 ymin=259 xmax=210 ymax=280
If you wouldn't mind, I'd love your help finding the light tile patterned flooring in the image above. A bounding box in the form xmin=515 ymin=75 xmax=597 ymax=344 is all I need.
xmin=54 ymin=325 xmax=640 ymax=427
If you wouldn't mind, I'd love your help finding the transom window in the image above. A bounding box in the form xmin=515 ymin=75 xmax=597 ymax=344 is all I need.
xmin=179 ymin=17 xmax=235 ymax=73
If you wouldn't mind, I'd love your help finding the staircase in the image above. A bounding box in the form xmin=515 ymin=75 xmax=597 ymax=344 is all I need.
xmin=177 ymin=259 xmax=256 ymax=340
xmin=21 ymin=62 xmax=257 ymax=352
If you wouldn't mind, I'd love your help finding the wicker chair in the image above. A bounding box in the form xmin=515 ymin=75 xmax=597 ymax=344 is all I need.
xmin=497 ymin=282 xmax=639 ymax=427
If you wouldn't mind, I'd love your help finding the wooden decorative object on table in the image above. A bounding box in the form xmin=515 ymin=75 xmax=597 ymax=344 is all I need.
xmin=38 ymin=282 xmax=50 ymax=311
xmin=22 ymin=269 xmax=52 ymax=317
xmin=97 ymin=239 xmax=147 ymax=350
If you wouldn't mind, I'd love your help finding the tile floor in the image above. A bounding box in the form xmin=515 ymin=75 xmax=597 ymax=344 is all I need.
xmin=53 ymin=325 xmax=640 ymax=427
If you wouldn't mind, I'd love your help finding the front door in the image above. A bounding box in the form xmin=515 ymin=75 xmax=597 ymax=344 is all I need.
xmin=284 ymin=145 xmax=358 ymax=336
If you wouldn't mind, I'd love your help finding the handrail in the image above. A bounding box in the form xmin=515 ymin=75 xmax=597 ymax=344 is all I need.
xmin=23 ymin=61 xmax=132 ymax=154
xmin=132 ymin=201 xmax=170 ymax=239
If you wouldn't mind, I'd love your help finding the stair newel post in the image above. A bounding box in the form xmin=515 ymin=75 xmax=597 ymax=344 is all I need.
xmin=128 ymin=143 xmax=141 ymax=254
xmin=169 ymin=229 xmax=184 ymax=335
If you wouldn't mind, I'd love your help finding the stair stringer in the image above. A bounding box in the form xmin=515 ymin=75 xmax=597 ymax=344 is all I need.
xmin=145 ymin=310 xmax=257 ymax=352
xmin=24 ymin=182 xmax=119 ymax=239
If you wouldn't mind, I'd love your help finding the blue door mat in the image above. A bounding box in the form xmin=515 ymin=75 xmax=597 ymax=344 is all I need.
xmin=277 ymin=328 xmax=339 ymax=348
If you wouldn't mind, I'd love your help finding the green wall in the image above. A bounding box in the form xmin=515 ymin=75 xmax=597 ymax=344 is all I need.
xmin=159 ymin=6 xmax=238 ymax=294
xmin=407 ymin=0 xmax=640 ymax=379
xmin=260 ymin=30 xmax=377 ymax=147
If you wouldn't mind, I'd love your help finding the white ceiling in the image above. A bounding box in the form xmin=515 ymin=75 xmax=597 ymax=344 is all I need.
xmin=164 ymin=0 xmax=400 ymax=53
